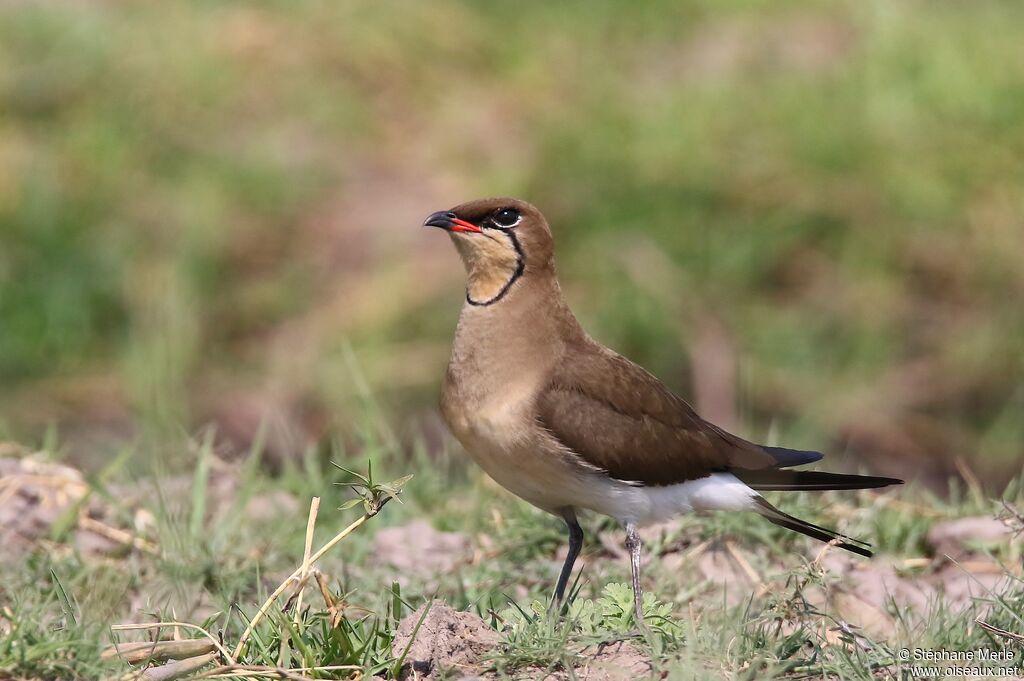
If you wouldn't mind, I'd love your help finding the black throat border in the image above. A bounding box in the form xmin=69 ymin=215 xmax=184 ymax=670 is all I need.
xmin=466 ymin=232 xmax=526 ymax=307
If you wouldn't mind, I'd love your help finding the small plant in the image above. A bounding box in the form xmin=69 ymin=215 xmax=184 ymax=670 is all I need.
xmin=573 ymin=582 xmax=681 ymax=639
xmin=333 ymin=461 xmax=413 ymax=516
xmin=104 ymin=464 xmax=413 ymax=680
xmin=491 ymin=582 xmax=681 ymax=676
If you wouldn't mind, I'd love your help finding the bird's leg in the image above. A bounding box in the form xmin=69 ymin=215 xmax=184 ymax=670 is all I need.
xmin=624 ymin=523 xmax=645 ymax=627
xmin=552 ymin=509 xmax=584 ymax=608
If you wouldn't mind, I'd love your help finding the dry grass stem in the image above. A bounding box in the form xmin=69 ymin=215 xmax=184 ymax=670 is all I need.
xmin=954 ymin=457 xmax=985 ymax=506
xmin=293 ymin=497 xmax=320 ymax=627
xmin=110 ymin=622 xmax=235 ymax=666
xmin=120 ymin=652 xmax=218 ymax=681
xmin=900 ymin=558 xmax=932 ymax=569
xmin=812 ymin=538 xmax=846 ymax=567
xmin=976 ymin=618 xmax=1024 ymax=644
xmin=999 ymin=501 xmax=1024 ymax=533
xmin=313 ymin=571 xmax=346 ymax=628
xmin=725 ymin=540 xmax=765 ymax=592
xmin=683 ymin=540 xmax=709 ymax=563
xmin=79 ymin=514 xmax=159 ymax=555
xmin=101 ymin=639 xmax=216 ymax=664
xmin=193 ymin=664 xmax=362 ymax=680
xmin=231 ymin=509 xmax=376 ymax=658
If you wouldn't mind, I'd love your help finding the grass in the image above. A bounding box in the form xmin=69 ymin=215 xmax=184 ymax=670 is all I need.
xmin=1 ymin=0 xmax=1023 ymax=485
xmin=0 ymin=429 xmax=1021 ymax=680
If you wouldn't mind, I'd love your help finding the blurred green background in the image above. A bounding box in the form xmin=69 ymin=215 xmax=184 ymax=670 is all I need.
xmin=1 ymin=0 xmax=1022 ymax=486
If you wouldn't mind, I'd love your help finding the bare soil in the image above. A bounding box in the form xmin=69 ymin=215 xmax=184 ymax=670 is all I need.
xmin=391 ymin=601 xmax=501 ymax=680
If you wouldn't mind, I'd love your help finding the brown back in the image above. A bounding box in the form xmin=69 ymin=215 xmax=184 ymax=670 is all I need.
xmin=537 ymin=337 xmax=775 ymax=485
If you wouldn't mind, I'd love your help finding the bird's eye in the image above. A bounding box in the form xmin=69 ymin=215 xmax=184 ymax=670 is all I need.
xmin=491 ymin=208 xmax=521 ymax=229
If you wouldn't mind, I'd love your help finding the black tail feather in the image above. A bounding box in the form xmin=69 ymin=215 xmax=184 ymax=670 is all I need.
xmin=754 ymin=497 xmax=872 ymax=558
xmin=761 ymin=445 xmax=823 ymax=468
xmin=735 ymin=469 xmax=903 ymax=491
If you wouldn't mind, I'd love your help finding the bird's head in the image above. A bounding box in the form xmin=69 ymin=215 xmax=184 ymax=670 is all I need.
xmin=423 ymin=197 xmax=554 ymax=306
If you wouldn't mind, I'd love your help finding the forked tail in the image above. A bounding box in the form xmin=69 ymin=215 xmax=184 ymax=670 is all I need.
xmin=753 ymin=497 xmax=873 ymax=558
xmin=735 ymin=469 xmax=903 ymax=492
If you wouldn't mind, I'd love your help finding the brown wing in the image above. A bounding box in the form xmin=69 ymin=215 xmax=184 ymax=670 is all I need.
xmin=536 ymin=344 xmax=775 ymax=485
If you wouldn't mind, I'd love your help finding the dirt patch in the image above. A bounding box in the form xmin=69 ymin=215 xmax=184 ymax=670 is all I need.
xmin=374 ymin=520 xmax=471 ymax=583
xmin=819 ymin=546 xmax=1016 ymax=637
xmin=519 ymin=641 xmax=652 ymax=681
xmin=0 ymin=446 xmax=151 ymax=561
xmin=0 ymin=444 xmax=293 ymax=566
xmin=242 ymin=488 xmax=302 ymax=522
xmin=927 ymin=516 xmax=1013 ymax=559
xmin=696 ymin=545 xmax=757 ymax=606
xmin=822 ymin=554 xmax=935 ymax=610
xmin=391 ymin=600 xmax=501 ymax=680
xmin=929 ymin=562 xmax=1011 ymax=612
xmin=391 ymin=601 xmax=653 ymax=681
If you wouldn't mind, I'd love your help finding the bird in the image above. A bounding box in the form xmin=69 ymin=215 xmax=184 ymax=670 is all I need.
xmin=423 ymin=197 xmax=902 ymax=626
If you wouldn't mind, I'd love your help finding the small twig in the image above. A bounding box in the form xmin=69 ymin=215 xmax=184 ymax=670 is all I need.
xmin=954 ymin=456 xmax=985 ymax=507
xmin=598 ymin=531 xmax=630 ymax=560
xmin=976 ymin=618 xmax=1024 ymax=644
xmin=685 ymin=539 xmax=710 ymax=560
xmin=900 ymin=557 xmax=932 ymax=569
xmin=486 ymin=608 xmax=507 ymax=627
xmin=110 ymin=622 xmax=235 ymax=666
xmin=725 ymin=540 xmax=765 ymax=594
xmin=193 ymin=665 xmax=312 ymax=681
xmin=313 ymin=571 xmax=346 ymax=628
xmin=78 ymin=514 xmax=159 ymax=555
xmin=314 ymin=571 xmax=335 ymax=610
xmin=999 ymin=500 xmax=1024 ymax=535
xmin=0 ymin=481 xmax=21 ymax=510
xmin=135 ymin=652 xmax=218 ymax=681
xmin=813 ymin=537 xmax=845 ymax=567
xmin=193 ymin=664 xmax=361 ymax=680
xmin=102 ymin=639 xmax=216 ymax=664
